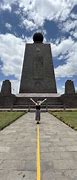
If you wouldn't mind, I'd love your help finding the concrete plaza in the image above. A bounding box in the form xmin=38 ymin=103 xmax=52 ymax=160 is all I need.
xmin=0 ymin=112 xmax=77 ymax=180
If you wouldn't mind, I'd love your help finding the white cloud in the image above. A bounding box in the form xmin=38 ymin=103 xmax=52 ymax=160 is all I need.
xmin=75 ymin=86 xmax=77 ymax=93
xmin=22 ymin=19 xmax=37 ymax=30
xmin=57 ymin=85 xmax=65 ymax=95
xmin=11 ymin=79 xmax=20 ymax=94
xmin=51 ymin=37 xmax=74 ymax=57
xmin=61 ymin=20 xmax=77 ymax=32
xmin=5 ymin=23 xmax=12 ymax=30
xmin=0 ymin=81 xmax=2 ymax=92
xmin=18 ymin=0 xmax=77 ymax=21
xmin=1 ymin=0 xmax=77 ymax=31
xmin=20 ymin=0 xmax=71 ymax=28
xmin=73 ymin=32 xmax=77 ymax=38
xmin=71 ymin=13 xmax=77 ymax=20
xmin=70 ymin=30 xmax=77 ymax=39
xmin=0 ymin=33 xmax=25 ymax=79
xmin=51 ymin=37 xmax=77 ymax=78
xmin=0 ymin=33 xmax=34 ymax=94
xmin=0 ymin=3 xmax=11 ymax=11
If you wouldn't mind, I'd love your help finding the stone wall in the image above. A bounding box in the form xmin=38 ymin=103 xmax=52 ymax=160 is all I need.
xmin=0 ymin=94 xmax=16 ymax=108
xmin=60 ymin=94 xmax=77 ymax=108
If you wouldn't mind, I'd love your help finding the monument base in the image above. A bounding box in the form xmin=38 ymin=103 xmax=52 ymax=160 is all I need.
xmin=61 ymin=94 xmax=77 ymax=108
xmin=0 ymin=94 xmax=16 ymax=108
xmin=0 ymin=93 xmax=77 ymax=109
xmin=13 ymin=93 xmax=63 ymax=109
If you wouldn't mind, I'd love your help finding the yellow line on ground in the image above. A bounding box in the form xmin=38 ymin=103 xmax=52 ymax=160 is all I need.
xmin=37 ymin=124 xmax=41 ymax=180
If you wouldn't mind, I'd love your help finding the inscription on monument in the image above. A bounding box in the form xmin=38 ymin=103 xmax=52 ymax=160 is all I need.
xmin=33 ymin=55 xmax=43 ymax=79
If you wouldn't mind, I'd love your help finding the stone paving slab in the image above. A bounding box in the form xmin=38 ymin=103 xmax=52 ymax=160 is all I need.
xmin=40 ymin=113 xmax=77 ymax=180
xmin=0 ymin=112 xmax=77 ymax=179
xmin=0 ymin=113 xmax=36 ymax=180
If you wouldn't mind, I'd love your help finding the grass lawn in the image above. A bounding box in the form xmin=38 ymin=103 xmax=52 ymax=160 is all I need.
xmin=0 ymin=111 xmax=26 ymax=130
xmin=49 ymin=111 xmax=77 ymax=130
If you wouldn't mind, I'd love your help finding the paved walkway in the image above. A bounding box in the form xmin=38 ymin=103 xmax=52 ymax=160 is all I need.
xmin=0 ymin=112 xmax=77 ymax=180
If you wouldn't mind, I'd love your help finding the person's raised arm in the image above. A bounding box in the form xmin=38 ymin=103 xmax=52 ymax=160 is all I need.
xmin=39 ymin=98 xmax=47 ymax=105
xmin=30 ymin=98 xmax=37 ymax=105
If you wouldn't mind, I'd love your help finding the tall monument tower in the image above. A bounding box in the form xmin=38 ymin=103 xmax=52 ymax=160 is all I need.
xmin=19 ymin=32 xmax=57 ymax=93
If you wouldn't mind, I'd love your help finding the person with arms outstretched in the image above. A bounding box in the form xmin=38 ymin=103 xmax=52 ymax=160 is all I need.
xmin=30 ymin=98 xmax=47 ymax=124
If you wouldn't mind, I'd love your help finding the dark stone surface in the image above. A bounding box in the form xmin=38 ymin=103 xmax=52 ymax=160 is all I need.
xmin=60 ymin=94 xmax=77 ymax=108
xmin=1 ymin=80 xmax=11 ymax=95
xmin=13 ymin=94 xmax=63 ymax=109
xmin=19 ymin=37 xmax=57 ymax=93
xmin=65 ymin=80 xmax=75 ymax=94
xmin=59 ymin=80 xmax=77 ymax=108
xmin=0 ymin=94 xmax=16 ymax=108
xmin=0 ymin=80 xmax=16 ymax=108
xmin=33 ymin=32 xmax=43 ymax=43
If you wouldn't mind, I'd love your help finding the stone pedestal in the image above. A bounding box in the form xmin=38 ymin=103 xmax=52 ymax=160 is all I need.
xmin=13 ymin=93 xmax=63 ymax=109
xmin=1 ymin=80 xmax=11 ymax=95
xmin=65 ymin=80 xmax=75 ymax=94
xmin=61 ymin=94 xmax=77 ymax=108
xmin=0 ymin=80 xmax=15 ymax=108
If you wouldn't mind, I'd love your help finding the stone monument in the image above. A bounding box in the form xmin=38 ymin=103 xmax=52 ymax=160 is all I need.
xmin=0 ymin=33 xmax=77 ymax=108
xmin=1 ymin=80 xmax=11 ymax=95
xmin=61 ymin=80 xmax=77 ymax=108
xmin=19 ymin=32 xmax=57 ymax=93
xmin=0 ymin=80 xmax=15 ymax=108
xmin=65 ymin=80 xmax=75 ymax=94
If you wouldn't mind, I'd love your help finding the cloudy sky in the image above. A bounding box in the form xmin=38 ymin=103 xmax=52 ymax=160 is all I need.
xmin=0 ymin=0 xmax=77 ymax=94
